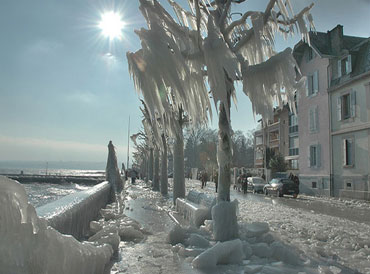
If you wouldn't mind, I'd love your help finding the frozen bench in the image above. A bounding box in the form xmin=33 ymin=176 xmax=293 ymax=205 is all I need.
xmin=175 ymin=190 xmax=216 ymax=227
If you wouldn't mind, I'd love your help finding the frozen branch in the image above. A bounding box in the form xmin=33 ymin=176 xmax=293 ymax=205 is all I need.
xmin=219 ymin=0 xmax=232 ymax=29
xmin=233 ymin=0 xmax=314 ymax=52
xmin=224 ymin=10 xmax=256 ymax=36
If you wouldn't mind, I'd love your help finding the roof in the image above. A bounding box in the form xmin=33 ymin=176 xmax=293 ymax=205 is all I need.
xmin=293 ymin=26 xmax=368 ymax=61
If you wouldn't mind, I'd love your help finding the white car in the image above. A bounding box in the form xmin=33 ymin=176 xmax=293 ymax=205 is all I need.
xmin=247 ymin=177 xmax=266 ymax=193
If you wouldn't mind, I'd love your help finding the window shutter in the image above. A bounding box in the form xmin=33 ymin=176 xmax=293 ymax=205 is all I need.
xmin=308 ymin=146 xmax=311 ymax=167
xmin=315 ymin=106 xmax=319 ymax=131
xmin=337 ymin=96 xmax=342 ymax=121
xmin=305 ymin=76 xmax=309 ymax=96
xmin=347 ymin=55 xmax=352 ymax=74
xmin=314 ymin=70 xmax=319 ymax=93
xmin=317 ymin=144 xmax=321 ymax=167
xmin=309 ymin=108 xmax=314 ymax=132
xmin=350 ymin=91 xmax=356 ymax=117
xmin=343 ymin=139 xmax=347 ymax=166
xmin=348 ymin=139 xmax=353 ymax=166
xmin=338 ymin=60 xmax=342 ymax=78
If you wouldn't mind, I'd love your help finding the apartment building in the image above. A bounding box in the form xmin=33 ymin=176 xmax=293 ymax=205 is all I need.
xmin=293 ymin=25 xmax=368 ymax=198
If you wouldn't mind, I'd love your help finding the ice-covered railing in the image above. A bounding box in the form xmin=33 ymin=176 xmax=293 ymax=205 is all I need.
xmin=37 ymin=181 xmax=111 ymax=239
xmin=0 ymin=176 xmax=113 ymax=274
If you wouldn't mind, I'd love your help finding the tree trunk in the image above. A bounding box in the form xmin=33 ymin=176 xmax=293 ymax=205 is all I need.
xmin=149 ymin=148 xmax=154 ymax=181
xmin=153 ymin=147 xmax=160 ymax=191
xmin=212 ymin=96 xmax=238 ymax=241
xmin=173 ymin=130 xmax=185 ymax=204
xmin=217 ymin=102 xmax=232 ymax=202
xmin=160 ymin=134 xmax=168 ymax=195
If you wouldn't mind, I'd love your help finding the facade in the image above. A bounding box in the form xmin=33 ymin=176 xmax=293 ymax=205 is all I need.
xmin=254 ymin=105 xmax=297 ymax=171
xmin=293 ymin=25 xmax=368 ymax=198
xmin=329 ymin=36 xmax=370 ymax=200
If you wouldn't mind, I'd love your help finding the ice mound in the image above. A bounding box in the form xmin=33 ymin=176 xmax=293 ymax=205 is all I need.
xmin=192 ymin=239 xmax=244 ymax=268
xmin=0 ymin=176 xmax=113 ymax=274
xmin=89 ymin=208 xmax=146 ymax=245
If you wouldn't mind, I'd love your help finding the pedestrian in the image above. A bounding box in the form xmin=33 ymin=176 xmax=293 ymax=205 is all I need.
xmin=201 ymin=171 xmax=208 ymax=189
xmin=214 ymin=170 xmax=218 ymax=193
xmin=131 ymin=169 xmax=137 ymax=184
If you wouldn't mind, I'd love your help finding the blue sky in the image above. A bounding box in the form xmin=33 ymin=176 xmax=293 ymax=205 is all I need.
xmin=0 ymin=0 xmax=369 ymax=166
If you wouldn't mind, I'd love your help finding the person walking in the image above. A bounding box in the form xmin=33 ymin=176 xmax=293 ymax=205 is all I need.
xmin=201 ymin=171 xmax=208 ymax=189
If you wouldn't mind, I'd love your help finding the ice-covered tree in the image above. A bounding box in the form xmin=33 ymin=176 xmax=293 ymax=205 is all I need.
xmin=127 ymin=0 xmax=313 ymax=240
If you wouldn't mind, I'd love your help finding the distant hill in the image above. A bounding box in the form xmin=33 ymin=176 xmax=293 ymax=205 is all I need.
xmin=0 ymin=161 xmax=106 ymax=170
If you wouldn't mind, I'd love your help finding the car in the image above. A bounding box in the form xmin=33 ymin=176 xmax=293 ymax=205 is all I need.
xmin=263 ymin=178 xmax=299 ymax=197
xmin=247 ymin=177 xmax=266 ymax=193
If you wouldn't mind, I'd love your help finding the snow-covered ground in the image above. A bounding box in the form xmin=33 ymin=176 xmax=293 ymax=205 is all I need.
xmin=4 ymin=175 xmax=369 ymax=273
xmin=186 ymin=179 xmax=370 ymax=273
xmin=108 ymin=179 xmax=370 ymax=273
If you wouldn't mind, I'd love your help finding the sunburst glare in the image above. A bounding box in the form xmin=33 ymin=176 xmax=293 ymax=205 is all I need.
xmin=99 ymin=11 xmax=124 ymax=40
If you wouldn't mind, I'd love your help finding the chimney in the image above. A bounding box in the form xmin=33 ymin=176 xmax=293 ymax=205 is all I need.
xmin=328 ymin=25 xmax=343 ymax=55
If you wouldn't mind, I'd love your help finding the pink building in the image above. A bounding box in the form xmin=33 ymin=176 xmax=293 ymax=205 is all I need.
xmin=293 ymin=25 xmax=367 ymax=196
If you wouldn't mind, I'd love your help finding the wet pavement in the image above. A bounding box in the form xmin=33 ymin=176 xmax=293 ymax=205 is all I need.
xmin=231 ymin=190 xmax=370 ymax=225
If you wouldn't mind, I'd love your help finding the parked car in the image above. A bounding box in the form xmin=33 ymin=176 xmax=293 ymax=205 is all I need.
xmin=263 ymin=178 xmax=299 ymax=197
xmin=247 ymin=177 xmax=266 ymax=193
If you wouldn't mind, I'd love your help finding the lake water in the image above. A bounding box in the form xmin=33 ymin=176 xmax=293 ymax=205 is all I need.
xmin=0 ymin=168 xmax=104 ymax=208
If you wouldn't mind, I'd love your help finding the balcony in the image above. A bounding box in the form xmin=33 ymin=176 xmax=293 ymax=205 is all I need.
xmin=269 ymin=139 xmax=279 ymax=148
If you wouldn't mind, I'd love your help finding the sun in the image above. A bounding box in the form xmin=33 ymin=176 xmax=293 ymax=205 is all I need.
xmin=99 ymin=11 xmax=124 ymax=40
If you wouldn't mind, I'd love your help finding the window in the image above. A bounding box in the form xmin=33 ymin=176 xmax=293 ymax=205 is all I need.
xmin=290 ymin=159 xmax=299 ymax=169
xmin=309 ymin=106 xmax=318 ymax=132
xmin=256 ymin=136 xmax=263 ymax=145
xmin=337 ymin=91 xmax=356 ymax=121
xmin=269 ymin=130 xmax=279 ymax=141
xmin=338 ymin=55 xmax=352 ymax=77
xmin=309 ymin=144 xmax=321 ymax=168
xmin=289 ymin=113 xmax=298 ymax=134
xmin=312 ymin=182 xmax=317 ymax=188
xmin=306 ymin=70 xmax=319 ymax=96
xmin=289 ymin=136 xmax=299 ymax=156
xmin=256 ymin=148 xmax=263 ymax=160
xmin=343 ymin=138 xmax=354 ymax=167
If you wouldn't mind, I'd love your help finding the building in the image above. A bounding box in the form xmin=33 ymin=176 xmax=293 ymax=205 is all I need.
xmin=293 ymin=25 xmax=368 ymax=197
xmin=254 ymin=105 xmax=298 ymax=172
xmin=328 ymin=34 xmax=370 ymax=200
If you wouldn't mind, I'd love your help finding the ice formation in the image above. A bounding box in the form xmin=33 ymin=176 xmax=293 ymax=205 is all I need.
xmin=192 ymin=239 xmax=244 ymax=268
xmin=0 ymin=176 xmax=113 ymax=274
xmin=241 ymin=47 xmax=306 ymax=120
xmin=36 ymin=181 xmax=111 ymax=239
xmin=106 ymin=140 xmax=124 ymax=195
xmin=211 ymin=200 xmax=239 ymax=241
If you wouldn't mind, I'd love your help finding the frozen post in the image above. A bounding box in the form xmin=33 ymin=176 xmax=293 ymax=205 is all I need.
xmin=106 ymin=141 xmax=124 ymax=207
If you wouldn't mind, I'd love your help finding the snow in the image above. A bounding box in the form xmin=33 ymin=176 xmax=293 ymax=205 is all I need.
xmin=7 ymin=174 xmax=369 ymax=273
xmin=181 ymin=179 xmax=370 ymax=273
xmin=0 ymin=176 xmax=113 ymax=274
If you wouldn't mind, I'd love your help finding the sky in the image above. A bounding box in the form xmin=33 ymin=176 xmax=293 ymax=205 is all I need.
xmin=0 ymin=0 xmax=369 ymax=167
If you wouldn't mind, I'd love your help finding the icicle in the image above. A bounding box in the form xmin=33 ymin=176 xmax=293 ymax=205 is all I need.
xmin=241 ymin=48 xmax=305 ymax=120
xmin=203 ymin=16 xmax=241 ymax=121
